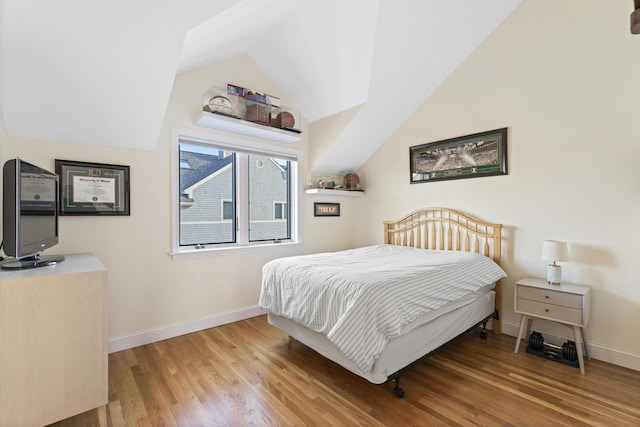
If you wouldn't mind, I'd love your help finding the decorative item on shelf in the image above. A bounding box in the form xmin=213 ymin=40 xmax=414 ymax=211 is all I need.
xmin=227 ymin=83 xmax=246 ymax=97
xmin=244 ymin=90 xmax=272 ymax=125
xmin=318 ymin=177 xmax=336 ymax=189
xmin=305 ymin=173 xmax=364 ymax=193
xmin=200 ymin=84 xmax=302 ymax=136
xmin=266 ymin=93 xmax=281 ymax=108
xmin=245 ymin=90 xmax=269 ymax=105
xmin=245 ymin=104 xmax=270 ymax=124
xmin=205 ymin=95 xmax=232 ymax=115
xmin=202 ymin=86 xmax=239 ymax=118
xmin=541 ymin=240 xmax=569 ymax=284
xmin=272 ymin=111 xmax=295 ymax=129
xmin=343 ymin=172 xmax=360 ymax=190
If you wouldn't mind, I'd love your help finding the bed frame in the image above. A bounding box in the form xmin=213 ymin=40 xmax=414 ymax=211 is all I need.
xmin=268 ymin=207 xmax=504 ymax=397
xmin=383 ymin=207 xmax=503 ymax=334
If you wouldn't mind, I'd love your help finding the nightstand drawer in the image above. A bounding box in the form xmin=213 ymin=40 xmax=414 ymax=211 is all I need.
xmin=517 ymin=286 xmax=582 ymax=310
xmin=516 ymin=298 xmax=583 ymax=324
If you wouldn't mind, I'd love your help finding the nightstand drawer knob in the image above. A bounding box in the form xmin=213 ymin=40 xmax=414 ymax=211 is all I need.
xmin=545 ymin=295 xmax=550 ymax=299
xmin=545 ymin=309 xmax=549 ymax=312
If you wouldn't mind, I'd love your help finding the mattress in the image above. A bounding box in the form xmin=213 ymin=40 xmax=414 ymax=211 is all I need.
xmin=268 ymin=290 xmax=495 ymax=384
xmin=260 ymin=245 xmax=506 ymax=373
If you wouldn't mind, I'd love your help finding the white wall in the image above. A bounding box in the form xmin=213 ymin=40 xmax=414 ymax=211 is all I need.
xmin=352 ymin=0 xmax=640 ymax=370
xmin=0 ymin=55 xmax=358 ymax=351
xmin=0 ymin=106 xmax=6 ymax=161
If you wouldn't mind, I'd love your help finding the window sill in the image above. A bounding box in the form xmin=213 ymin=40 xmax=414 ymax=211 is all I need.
xmin=170 ymin=240 xmax=303 ymax=261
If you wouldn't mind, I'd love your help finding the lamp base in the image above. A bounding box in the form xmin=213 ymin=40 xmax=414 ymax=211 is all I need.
xmin=547 ymin=264 xmax=562 ymax=285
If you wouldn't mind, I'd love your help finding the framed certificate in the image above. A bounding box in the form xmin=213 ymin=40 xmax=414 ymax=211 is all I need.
xmin=55 ymin=159 xmax=130 ymax=215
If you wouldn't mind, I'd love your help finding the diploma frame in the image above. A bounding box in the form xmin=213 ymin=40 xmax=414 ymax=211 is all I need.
xmin=55 ymin=159 xmax=130 ymax=216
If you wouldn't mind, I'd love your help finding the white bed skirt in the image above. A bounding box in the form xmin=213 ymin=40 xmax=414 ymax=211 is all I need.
xmin=268 ymin=290 xmax=495 ymax=384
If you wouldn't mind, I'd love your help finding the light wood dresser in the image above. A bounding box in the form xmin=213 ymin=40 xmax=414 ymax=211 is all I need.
xmin=0 ymin=253 xmax=108 ymax=426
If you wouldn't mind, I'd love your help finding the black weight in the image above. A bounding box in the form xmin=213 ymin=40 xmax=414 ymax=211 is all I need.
xmin=528 ymin=331 xmax=545 ymax=351
xmin=562 ymin=340 xmax=578 ymax=361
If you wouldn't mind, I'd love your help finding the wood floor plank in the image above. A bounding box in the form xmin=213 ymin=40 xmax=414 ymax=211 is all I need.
xmin=48 ymin=315 xmax=640 ymax=427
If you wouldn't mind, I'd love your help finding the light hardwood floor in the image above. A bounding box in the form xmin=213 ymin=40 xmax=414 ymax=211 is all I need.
xmin=49 ymin=315 xmax=640 ymax=426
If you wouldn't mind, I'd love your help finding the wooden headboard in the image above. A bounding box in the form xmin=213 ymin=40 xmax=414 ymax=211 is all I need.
xmin=383 ymin=207 xmax=503 ymax=334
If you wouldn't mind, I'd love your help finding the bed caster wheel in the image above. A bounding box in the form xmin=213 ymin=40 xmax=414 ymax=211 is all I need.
xmin=480 ymin=330 xmax=488 ymax=339
xmin=393 ymin=386 xmax=405 ymax=398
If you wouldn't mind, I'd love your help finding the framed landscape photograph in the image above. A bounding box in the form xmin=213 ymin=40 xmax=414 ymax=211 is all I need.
xmin=55 ymin=159 xmax=130 ymax=215
xmin=410 ymin=128 xmax=508 ymax=184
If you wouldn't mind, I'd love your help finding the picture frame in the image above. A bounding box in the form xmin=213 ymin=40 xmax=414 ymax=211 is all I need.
xmin=409 ymin=128 xmax=508 ymax=184
xmin=55 ymin=159 xmax=130 ymax=216
xmin=314 ymin=202 xmax=340 ymax=217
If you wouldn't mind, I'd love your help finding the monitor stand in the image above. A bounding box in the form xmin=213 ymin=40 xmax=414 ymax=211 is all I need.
xmin=0 ymin=255 xmax=65 ymax=270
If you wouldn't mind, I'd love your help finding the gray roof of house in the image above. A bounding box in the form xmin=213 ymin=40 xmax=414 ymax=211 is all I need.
xmin=180 ymin=151 xmax=232 ymax=200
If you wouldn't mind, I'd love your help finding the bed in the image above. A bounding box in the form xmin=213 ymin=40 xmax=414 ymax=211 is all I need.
xmin=259 ymin=207 xmax=505 ymax=397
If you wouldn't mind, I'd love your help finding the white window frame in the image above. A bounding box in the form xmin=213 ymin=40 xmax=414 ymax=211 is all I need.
xmin=171 ymin=127 xmax=301 ymax=260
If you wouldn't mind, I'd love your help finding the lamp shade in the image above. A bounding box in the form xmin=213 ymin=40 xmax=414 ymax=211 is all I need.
xmin=541 ymin=240 xmax=569 ymax=262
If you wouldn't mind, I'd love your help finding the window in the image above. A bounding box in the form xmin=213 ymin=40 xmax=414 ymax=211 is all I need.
xmin=248 ymin=154 xmax=290 ymax=242
xmin=172 ymin=129 xmax=299 ymax=255
xmin=274 ymin=202 xmax=287 ymax=220
xmin=222 ymin=200 xmax=233 ymax=221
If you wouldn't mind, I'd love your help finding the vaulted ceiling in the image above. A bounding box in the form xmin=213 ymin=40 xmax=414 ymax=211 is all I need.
xmin=0 ymin=0 xmax=522 ymax=174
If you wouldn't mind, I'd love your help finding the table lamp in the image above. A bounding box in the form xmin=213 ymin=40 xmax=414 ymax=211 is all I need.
xmin=541 ymin=240 xmax=569 ymax=284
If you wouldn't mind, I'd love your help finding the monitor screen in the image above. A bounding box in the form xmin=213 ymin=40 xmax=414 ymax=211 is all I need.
xmin=2 ymin=158 xmax=64 ymax=269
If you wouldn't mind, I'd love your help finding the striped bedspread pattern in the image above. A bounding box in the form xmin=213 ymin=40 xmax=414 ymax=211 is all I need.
xmin=259 ymin=244 xmax=506 ymax=373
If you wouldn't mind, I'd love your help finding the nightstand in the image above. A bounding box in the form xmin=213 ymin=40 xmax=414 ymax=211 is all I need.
xmin=513 ymin=277 xmax=591 ymax=374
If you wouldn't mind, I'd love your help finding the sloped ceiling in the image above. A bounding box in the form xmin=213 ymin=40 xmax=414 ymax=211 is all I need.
xmin=0 ymin=0 xmax=522 ymax=174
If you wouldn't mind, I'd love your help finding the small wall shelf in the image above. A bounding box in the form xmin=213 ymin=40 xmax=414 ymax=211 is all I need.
xmin=194 ymin=111 xmax=302 ymax=144
xmin=304 ymin=188 xmax=364 ymax=197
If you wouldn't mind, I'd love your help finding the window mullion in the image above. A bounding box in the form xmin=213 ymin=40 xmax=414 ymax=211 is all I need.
xmin=236 ymin=152 xmax=249 ymax=245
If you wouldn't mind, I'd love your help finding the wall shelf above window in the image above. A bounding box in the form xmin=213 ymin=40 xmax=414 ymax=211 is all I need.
xmin=194 ymin=111 xmax=302 ymax=144
xmin=304 ymin=188 xmax=364 ymax=197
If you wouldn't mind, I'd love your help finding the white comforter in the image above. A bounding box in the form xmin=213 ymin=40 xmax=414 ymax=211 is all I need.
xmin=259 ymin=244 xmax=506 ymax=373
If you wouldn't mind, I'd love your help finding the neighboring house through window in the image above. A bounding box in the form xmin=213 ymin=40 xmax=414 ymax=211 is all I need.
xmin=172 ymin=128 xmax=300 ymax=255
xmin=274 ymin=201 xmax=287 ymax=220
xmin=222 ymin=199 xmax=233 ymax=221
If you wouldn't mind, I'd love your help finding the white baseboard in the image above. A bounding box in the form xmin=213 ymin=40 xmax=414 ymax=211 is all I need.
xmin=108 ymin=305 xmax=264 ymax=353
xmin=501 ymin=320 xmax=640 ymax=372
xmin=108 ymin=310 xmax=640 ymax=372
